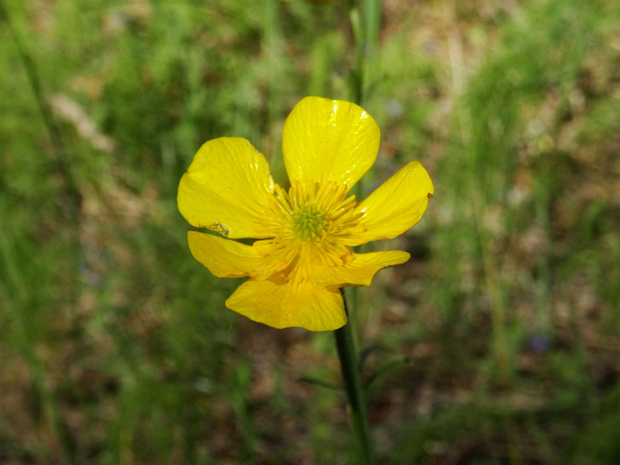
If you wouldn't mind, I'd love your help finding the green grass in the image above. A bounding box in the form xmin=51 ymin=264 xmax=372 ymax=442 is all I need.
xmin=1 ymin=0 xmax=620 ymax=463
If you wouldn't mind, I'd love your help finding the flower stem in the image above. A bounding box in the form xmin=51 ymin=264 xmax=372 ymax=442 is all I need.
xmin=337 ymin=2 xmax=381 ymax=461
xmin=335 ymin=289 xmax=376 ymax=464
xmin=344 ymin=0 xmax=364 ymax=104
xmin=344 ymin=0 xmax=382 ymax=106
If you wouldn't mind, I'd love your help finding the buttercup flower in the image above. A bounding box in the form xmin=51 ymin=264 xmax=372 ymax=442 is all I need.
xmin=178 ymin=97 xmax=433 ymax=331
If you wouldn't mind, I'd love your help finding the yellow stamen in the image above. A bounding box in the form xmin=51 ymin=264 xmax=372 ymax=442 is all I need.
xmin=258 ymin=179 xmax=365 ymax=284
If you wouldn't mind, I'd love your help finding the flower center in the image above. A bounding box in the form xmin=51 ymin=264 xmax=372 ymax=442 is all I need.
xmin=291 ymin=204 xmax=327 ymax=241
xmin=256 ymin=179 xmax=367 ymax=283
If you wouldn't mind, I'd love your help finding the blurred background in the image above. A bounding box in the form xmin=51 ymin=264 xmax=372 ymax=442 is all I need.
xmin=1 ymin=0 xmax=620 ymax=463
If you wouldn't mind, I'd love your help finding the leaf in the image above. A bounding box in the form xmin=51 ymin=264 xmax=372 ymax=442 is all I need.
xmin=364 ymin=356 xmax=412 ymax=389
xmin=298 ymin=376 xmax=342 ymax=391
xmin=358 ymin=344 xmax=385 ymax=373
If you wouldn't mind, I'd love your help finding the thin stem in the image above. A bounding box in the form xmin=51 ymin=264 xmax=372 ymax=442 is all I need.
xmin=1 ymin=0 xmax=81 ymax=219
xmin=362 ymin=0 xmax=381 ymax=51
xmin=334 ymin=289 xmax=376 ymax=465
xmin=337 ymin=3 xmax=381 ymax=461
xmin=344 ymin=0 xmax=382 ymax=106
xmin=344 ymin=0 xmax=364 ymax=104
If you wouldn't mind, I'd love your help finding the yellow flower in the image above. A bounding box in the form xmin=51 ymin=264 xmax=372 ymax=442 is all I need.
xmin=178 ymin=97 xmax=433 ymax=332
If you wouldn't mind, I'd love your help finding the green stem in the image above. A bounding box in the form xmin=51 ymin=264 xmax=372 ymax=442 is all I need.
xmin=335 ymin=2 xmax=382 ymax=459
xmin=362 ymin=0 xmax=381 ymax=51
xmin=344 ymin=0 xmax=382 ymax=106
xmin=334 ymin=289 xmax=376 ymax=465
xmin=344 ymin=0 xmax=364 ymax=104
xmin=1 ymin=0 xmax=81 ymax=219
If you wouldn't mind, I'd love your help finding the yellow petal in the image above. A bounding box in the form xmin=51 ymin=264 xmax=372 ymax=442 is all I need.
xmin=313 ymin=251 xmax=410 ymax=287
xmin=177 ymin=137 xmax=275 ymax=239
xmin=226 ymin=278 xmax=346 ymax=331
xmin=187 ymin=231 xmax=275 ymax=280
xmin=350 ymin=161 xmax=434 ymax=245
xmin=282 ymin=96 xmax=380 ymax=190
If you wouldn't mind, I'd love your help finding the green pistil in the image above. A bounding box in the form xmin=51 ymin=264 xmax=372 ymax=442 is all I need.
xmin=292 ymin=205 xmax=327 ymax=241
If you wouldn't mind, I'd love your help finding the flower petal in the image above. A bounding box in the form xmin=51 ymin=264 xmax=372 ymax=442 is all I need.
xmin=282 ymin=96 xmax=380 ymax=190
xmin=313 ymin=251 xmax=410 ymax=287
xmin=226 ymin=278 xmax=346 ymax=331
xmin=178 ymin=137 xmax=275 ymax=239
xmin=187 ymin=231 xmax=275 ymax=280
xmin=350 ymin=161 xmax=434 ymax=245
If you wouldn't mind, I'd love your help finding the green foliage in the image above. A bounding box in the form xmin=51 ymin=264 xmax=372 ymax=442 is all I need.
xmin=1 ymin=0 xmax=619 ymax=463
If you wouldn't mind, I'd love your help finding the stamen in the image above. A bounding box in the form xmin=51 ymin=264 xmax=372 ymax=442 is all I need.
xmin=258 ymin=178 xmax=365 ymax=284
